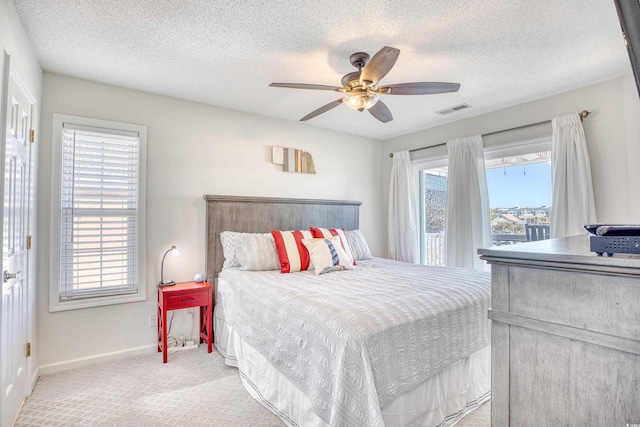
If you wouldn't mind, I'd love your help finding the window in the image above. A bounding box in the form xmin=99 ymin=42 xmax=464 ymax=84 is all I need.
xmin=420 ymin=165 xmax=447 ymax=266
xmin=50 ymin=114 xmax=147 ymax=311
xmin=419 ymin=137 xmax=551 ymax=266
xmin=485 ymin=145 xmax=552 ymax=246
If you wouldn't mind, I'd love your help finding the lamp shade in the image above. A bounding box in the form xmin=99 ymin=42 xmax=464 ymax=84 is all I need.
xmin=343 ymin=92 xmax=380 ymax=111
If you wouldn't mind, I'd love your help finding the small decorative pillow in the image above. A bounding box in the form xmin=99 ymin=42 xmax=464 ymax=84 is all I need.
xmin=220 ymin=231 xmax=243 ymax=268
xmin=345 ymin=229 xmax=373 ymax=260
xmin=302 ymin=236 xmax=355 ymax=276
xmin=236 ymin=233 xmax=281 ymax=271
xmin=271 ymin=230 xmax=315 ymax=273
xmin=309 ymin=227 xmax=356 ymax=265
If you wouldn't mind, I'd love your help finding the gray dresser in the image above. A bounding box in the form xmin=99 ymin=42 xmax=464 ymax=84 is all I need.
xmin=478 ymin=235 xmax=640 ymax=426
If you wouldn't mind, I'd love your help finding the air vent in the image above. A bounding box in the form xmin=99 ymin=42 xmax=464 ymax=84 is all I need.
xmin=436 ymin=103 xmax=471 ymax=115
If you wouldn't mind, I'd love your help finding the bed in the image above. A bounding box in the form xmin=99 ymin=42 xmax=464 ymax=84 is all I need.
xmin=205 ymin=195 xmax=491 ymax=427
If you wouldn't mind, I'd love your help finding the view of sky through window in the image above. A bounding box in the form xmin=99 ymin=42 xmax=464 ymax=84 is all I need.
xmin=486 ymin=161 xmax=551 ymax=208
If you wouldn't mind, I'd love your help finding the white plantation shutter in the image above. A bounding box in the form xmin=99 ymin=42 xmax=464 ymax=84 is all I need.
xmin=59 ymin=123 xmax=142 ymax=300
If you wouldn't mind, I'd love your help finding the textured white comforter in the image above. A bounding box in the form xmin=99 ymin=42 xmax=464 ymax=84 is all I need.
xmin=218 ymin=258 xmax=491 ymax=426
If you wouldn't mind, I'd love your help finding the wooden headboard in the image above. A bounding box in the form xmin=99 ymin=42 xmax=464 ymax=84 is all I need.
xmin=204 ymin=195 xmax=362 ymax=280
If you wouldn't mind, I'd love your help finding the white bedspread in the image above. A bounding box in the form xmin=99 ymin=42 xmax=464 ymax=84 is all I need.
xmin=218 ymin=258 xmax=491 ymax=426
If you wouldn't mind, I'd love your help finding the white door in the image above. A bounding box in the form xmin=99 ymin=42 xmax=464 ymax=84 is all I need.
xmin=1 ymin=60 xmax=32 ymax=427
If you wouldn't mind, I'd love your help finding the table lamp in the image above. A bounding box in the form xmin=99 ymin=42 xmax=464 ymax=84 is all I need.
xmin=158 ymin=245 xmax=180 ymax=287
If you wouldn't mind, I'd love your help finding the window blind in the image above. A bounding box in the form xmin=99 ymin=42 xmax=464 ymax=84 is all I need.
xmin=59 ymin=124 xmax=141 ymax=300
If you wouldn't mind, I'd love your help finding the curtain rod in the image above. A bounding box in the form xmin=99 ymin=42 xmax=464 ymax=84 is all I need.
xmin=388 ymin=110 xmax=591 ymax=158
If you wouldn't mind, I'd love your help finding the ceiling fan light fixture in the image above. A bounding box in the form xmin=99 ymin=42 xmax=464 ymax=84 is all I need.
xmin=343 ymin=92 xmax=380 ymax=111
xmin=269 ymin=46 xmax=461 ymax=122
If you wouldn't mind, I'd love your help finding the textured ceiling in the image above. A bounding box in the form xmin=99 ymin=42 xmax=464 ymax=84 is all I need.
xmin=14 ymin=0 xmax=630 ymax=140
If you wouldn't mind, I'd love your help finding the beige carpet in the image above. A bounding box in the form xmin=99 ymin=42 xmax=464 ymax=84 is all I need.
xmin=16 ymin=346 xmax=489 ymax=426
xmin=455 ymin=401 xmax=490 ymax=427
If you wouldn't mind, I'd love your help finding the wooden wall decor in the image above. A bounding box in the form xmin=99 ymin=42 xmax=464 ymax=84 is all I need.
xmin=272 ymin=146 xmax=316 ymax=174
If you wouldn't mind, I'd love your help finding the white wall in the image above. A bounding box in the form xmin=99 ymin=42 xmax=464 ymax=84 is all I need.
xmin=0 ymin=0 xmax=41 ymax=94
xmin=381 ymin=76 xmax=638 ymax=256
xmin=37 ymin=73 xmax=383 ymax=369
xmin=1 ymin=0 xmax=43 ymax=388
xmin=622 ymin=73 xmax=640 ymax=220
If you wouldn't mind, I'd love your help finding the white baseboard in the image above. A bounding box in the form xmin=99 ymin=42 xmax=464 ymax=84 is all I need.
xmin=38 ymin=344 xmax=157 ymax=375
xmin=29 ymin=367 xmax=39 ymax=394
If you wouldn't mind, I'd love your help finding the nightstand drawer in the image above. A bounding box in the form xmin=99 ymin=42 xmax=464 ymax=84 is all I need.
xmin=165 ymin=291 xmax=209 ymax=310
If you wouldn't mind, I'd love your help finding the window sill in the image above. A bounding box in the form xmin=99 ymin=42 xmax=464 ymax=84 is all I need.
xmin=49 ymin=290 xmax=146 ymax=312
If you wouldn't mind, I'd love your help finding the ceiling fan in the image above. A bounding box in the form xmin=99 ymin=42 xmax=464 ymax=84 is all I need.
xmin=269 ymin=46 xmax=460 ymax=123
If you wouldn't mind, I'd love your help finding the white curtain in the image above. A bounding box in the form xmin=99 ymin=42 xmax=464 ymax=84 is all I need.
xmin=388 ymin=150 xmax=420 ymax=263
xmin=444 ymin=135 xmax=491 ymax=270
xmin=550 ymin=113 xmax=597 ymax=238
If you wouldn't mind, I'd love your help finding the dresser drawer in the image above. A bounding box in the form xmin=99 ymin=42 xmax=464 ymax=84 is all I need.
xmin=165 ymin=290 xmax=209 ymax=310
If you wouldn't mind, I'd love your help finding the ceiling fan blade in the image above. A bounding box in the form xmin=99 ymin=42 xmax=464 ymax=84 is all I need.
xmin=360 ymin=46 xmax=400 ymax=86
xmin=368 ymin=100 xmax=393 ymax=123
xmin=377 ymin=82 xmax=461 ymax=95
xmin=270 ymin=83 xmax=341 ymax=91
xmin=300 ymin=99 xmax=343 ymax=121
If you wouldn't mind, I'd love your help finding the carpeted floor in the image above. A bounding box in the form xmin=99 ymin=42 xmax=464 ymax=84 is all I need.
xmin=16 ymin=346 xmax=489 ymax=426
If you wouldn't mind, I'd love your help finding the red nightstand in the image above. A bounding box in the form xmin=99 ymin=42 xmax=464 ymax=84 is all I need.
xmin=157 ymin=281 xmax=213 ymax=363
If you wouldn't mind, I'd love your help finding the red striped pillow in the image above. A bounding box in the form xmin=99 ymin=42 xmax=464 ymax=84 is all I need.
xmin=309 ymin=227 xmax=356 ymax=265
xmin=271 ymin=230 xmax=314 ymax=273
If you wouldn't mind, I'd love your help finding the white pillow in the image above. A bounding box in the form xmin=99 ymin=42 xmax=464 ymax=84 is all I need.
xmin=236 ymin=233 xmax=281 ymax=271
xmin=220 ymin=231 xmax=276 ymax=269
xmin=302 ymin=236 xmax=354 ymax=276
xmin=309 ymin=227 xmax=356 ymax=265
xmin=220 ymin=231 xmax=242 ymax=268
xmin=345 ymin=230 xmax=373 ymax=260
